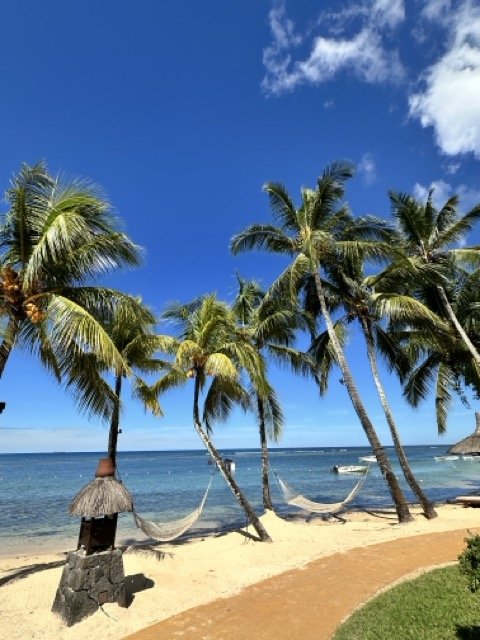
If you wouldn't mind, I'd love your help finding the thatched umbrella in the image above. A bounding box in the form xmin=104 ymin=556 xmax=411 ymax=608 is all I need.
xmin=448 ymin=412 xmax=480 ymax=455
xmin=69 ymin=457 xmax=133 ymax=517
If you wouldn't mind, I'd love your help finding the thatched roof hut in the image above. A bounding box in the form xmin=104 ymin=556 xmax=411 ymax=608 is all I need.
xmin=69 ymin=458 xmax=133 ymax=517
xmin=448 ymin=412 xmax=480 ymax=455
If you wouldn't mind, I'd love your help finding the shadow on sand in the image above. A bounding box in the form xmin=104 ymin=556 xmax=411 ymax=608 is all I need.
xmin=124 ymin=573 xmax=155 ymax=607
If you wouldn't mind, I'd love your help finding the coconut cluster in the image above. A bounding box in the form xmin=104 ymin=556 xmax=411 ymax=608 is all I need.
xmin=1 ymin=266 xmax=45 ymax=323
xmin=2 ymin=266 xmax=22 ymax=304
xmin=24 ymin=301 xmax=46 ymax=323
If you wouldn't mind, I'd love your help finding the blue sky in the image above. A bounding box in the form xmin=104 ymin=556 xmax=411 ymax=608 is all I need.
xmin=1 ymin=0 xmax=480 ymax=453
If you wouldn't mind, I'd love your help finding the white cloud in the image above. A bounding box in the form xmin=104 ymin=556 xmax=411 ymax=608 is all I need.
xmin=324 ymin=99 xmax=335 ymax=109
xmin=421 ymin=0 xmax=452 ymax=23
xmin=371 ymin=0 xmax=405 ymax=29
xmin=358 ymin=153 xmax=377 ymax=185
xmin=413 ymin=179 xmax=451 ymax=208
xmin=413 ymin=179 xmax=480 ymax=213
xmin=409 ymin=1 xmax=480 ymax=157
xmin=262 ymin=0 xmax=405 ymax=94
xmin=444 ymin=162 xmax=461 ymax=175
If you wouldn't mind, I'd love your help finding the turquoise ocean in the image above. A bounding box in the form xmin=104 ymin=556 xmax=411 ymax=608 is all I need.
xmin=1 ymin=445 xmax=479 ymax=555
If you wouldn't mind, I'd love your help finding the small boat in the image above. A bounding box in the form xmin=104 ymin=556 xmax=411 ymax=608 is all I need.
xmin=358 ymin=455 xmax=377 ymax=463
xmin=332 ymin=465 xmax=369 ymax=474
xmin=434 ymin=455 xmax=459 ymax=461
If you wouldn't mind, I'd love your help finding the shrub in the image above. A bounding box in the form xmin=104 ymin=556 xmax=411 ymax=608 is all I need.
xmin=458 ymin=533 xmax=480 ymax=592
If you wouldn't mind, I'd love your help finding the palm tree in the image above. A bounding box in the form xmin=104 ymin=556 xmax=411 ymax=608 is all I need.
xmin=106 ymin=299 xmax=165 ymax=465
xmin=153 ymin=294 xmax=272 ymax=542
xmin=66 ymin=297 xmax=165 ymax=465
xmin=231 ymin=162 xmax=413 ymax=523
xmin=232 ymin=274 xmax=313 ymax=510
xmin=378 ymin=190 xmax=480 ymax=368
xmin=310 ymin=251 xmax=438 ymax=518
xmin=400 ymin=268 xmax=480 ymax=434
xmin=0 ymin=162 xmax=141 ymax=384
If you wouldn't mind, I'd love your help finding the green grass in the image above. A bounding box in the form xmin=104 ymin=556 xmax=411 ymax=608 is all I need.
xmin=333 ymin=565 xmax=480 ymax=640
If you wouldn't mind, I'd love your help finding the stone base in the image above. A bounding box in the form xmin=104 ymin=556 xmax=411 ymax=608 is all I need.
xmin=52 ymin=548 xmax=127 ymax=626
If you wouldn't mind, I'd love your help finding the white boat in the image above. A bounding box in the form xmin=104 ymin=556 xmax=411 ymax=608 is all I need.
xmin=434 ymin=455 xmax=458 ymax=461
xmin=358 ymin=455 xmax=377 ymax=463
xmin=332 ymin=465 xmax=369 ymax=474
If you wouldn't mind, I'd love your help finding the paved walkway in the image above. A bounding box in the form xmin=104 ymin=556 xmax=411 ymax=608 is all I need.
xmin=123 ymin=528 xmax=475 ymax=640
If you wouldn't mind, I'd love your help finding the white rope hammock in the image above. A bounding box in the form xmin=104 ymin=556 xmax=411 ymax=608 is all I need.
xmin=134 ymin=476 xmax=213 ymax=542
xmin=273 ymin=467 xmax=369 ymax=515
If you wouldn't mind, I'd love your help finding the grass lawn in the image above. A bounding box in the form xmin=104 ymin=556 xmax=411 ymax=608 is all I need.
xmin=333 ymin=565 xmax=480 ymax=640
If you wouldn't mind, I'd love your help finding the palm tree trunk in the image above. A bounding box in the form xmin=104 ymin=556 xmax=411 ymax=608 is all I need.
xmin=257 ymin=395 xmax=273 ymax=510
xmin=108 ymin=372 xmax=123 ymax=466
xmin=436 ymin=285 xmax=480 ymax=366
xmin=313 ymin=271 xmax=413 ymax=523
xmin=193 ymin=374 xmax=272 ymax=542
xmin=360 ymin=317 xmax=437 ymax=519
xmin=0 ymin=318 xmax=18 ymax=378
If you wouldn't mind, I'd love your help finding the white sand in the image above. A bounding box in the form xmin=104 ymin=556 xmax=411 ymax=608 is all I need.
xmin=1 ymin=504 xmax=479 ymax=640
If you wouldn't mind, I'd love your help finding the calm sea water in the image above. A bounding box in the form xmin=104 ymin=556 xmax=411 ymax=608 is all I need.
xmin=1 ymin=445 xmax=479 ymax=555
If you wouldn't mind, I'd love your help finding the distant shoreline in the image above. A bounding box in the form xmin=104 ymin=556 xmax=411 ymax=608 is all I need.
xmin=0 ymin=444 xmax=453 ymax=456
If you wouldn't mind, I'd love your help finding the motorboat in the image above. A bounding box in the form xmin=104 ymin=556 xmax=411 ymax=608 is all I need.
xmin=358 ymin=455 xmax=377 ymax=463
xmin=434 ymin=455 xmax=458 ymax=461
xmin=331 ymin=465 xmax=369 ymax=474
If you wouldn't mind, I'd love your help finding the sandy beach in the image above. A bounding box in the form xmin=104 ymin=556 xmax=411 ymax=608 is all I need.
xmin=1 ymin=503 xmax=480 ymax=640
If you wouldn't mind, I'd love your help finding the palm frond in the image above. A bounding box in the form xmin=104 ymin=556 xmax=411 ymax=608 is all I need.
xmin=435 ymin=205 xmax=480 ymax=250
xmin=205 ymin=352 xmax=237 ymax=379
xmin=203 ymin=377 xmax=250 ymax=432
xmin=435 ymin=195 xmax=459 ymax=231
xmin=63 ymin=351 xmax=117 ymax=421
xmin=175 ymin=339 xmax=203 ymax=369
xmin=403 ymin=354 xmax=440 ymax=407
xmin=374 ymin=325 xmax=411 ymax=380
xmin=45 ymin=294 xmax=131 ymax=374
xmin=263 ymin=182 xmax=299 ymax=231
xmin=131 ymin=378 xmax=164 ymax=417
xmin=449 ymin=248 xmax=480 ymax=269
xmin=435 ymin=362 xmax=455 ymax=434
xmin=230 ymin=224 xmax=296 ymax=255
xmin=150 ymin=367 xmax=189 ymax=397
xmin=371 ymin=293 xmax=448 ymax=329
xmin=260 ymin=388 xmax=284 ymax=442
xmin=267 ymin=344 xmax=315 ymax=378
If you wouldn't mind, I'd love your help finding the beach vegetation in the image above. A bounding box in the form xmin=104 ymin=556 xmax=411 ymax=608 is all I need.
xmin=232 ymin=273 xmax=314 ymax=510
xmin=152 ymin=294 xmax=272 ymax=541
xmin=68 ymin=296 xmax=166 ymax=464
xmin=231 ymin=162 xmax=413 ymax=523
xmin=333 ymin=564 xmax=480 ymax=640
xmin=398 ymin=272 xmax=480 ymax=435
xmin=0 ymin=162 xmax=142 ymax=397
xmin=459 ymin=533 xmax=480 ymax=593
xmin=370 ymin=190 xmax=480 ymax=434
xmin=309 ymin=242 xmax=438 ymax=518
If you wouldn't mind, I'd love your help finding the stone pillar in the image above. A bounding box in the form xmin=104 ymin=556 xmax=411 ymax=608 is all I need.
xmin=52 ymin=548 xmax=127 ymax=626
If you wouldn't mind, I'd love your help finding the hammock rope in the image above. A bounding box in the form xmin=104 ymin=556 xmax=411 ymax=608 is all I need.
xmin=133 ymin=475 xmax=213 ymax=542
xmin=273 ymin=467 xmax=369 ymax=515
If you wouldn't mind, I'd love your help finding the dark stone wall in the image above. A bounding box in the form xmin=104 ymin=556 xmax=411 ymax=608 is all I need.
xmin=52 ymin=548 xmax=127 ymax=626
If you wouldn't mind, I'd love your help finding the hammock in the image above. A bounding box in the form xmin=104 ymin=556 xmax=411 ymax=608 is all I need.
xmin=134 ymin=476 xmax=213 ymax=542
xmin=273 ymin=467 xmax=369 ymax=515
